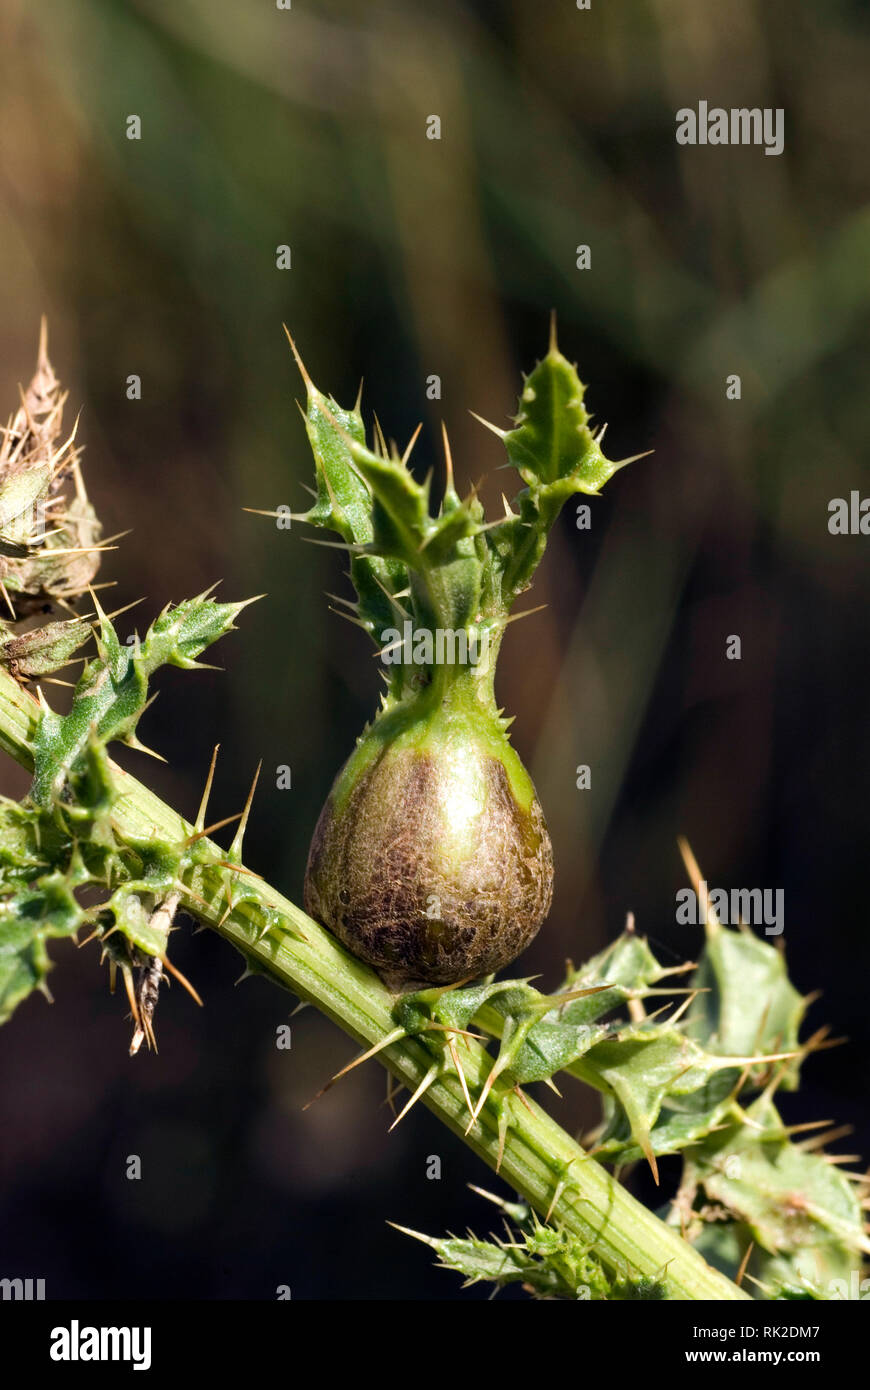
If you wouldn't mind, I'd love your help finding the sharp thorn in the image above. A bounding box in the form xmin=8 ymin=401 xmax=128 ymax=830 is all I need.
xmin=468 ymin=410 xmax=507 ymax=441
xmin=388 ymin=1064 xmax=439 ymax=1132
xmin=195 ymin=744 xmax=220 ymax=833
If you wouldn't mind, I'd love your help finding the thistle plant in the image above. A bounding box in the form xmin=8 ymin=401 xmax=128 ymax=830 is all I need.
xmin=0 ymin=325 xmax=865 ymax=1302
xmin=291 ymin=320 xmax=643 ymax=990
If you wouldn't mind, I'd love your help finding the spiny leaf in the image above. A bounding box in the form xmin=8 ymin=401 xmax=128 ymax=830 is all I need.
xmin=562 ymin=925 xmax=678 ymax=1002
xmin=31 ymin=593 xmax=246 ymax=807
xmin=394 ymin=1197 xmax=669 ymax=1300
xmin=346 ymin=439 xmax=431 ymax=563
xmin=503 ymin=344 xmax=609 ymax=490
xmin=582 ymin=1028 xmax=739 ymax=1175
xmin=277 ymin=325 xmax=645 ymax=668
xmin=300 ymin=390 xmax=372 ymax=545
xmin=682 ymin=1097 xmax=868 ymax=1297
xmin=0 ymin=589 xmax=266 ymax=1028
xmin=0 ymin=616 xmax=92 ymax=678
xmin=292 ymin=353 xmax=411 ymax=646
xmin=0 ymin=869 xmax=85 ymax=1023
xmin=486 ymin=332 xmax=638 ymax=603
xmin=686 ymin=925 xmax=807 ymax=1088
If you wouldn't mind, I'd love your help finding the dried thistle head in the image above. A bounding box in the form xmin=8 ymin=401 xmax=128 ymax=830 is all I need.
xmin=0 ymin=318 xmax=102 ymax=618
xmin=0 ymin=321 xmax=103 ymax=680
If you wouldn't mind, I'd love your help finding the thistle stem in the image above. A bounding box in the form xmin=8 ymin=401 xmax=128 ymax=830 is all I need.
xmin=0 ymin=666 xmax=746 ymax=1300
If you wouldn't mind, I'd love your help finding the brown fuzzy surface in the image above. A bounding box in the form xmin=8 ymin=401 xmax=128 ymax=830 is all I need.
xmin=304 ymin=751 xmax=553 ymax=990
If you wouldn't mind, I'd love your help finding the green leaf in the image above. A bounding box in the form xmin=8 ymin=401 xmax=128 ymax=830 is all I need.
xmin=0 ymin=617 xmax=92 ymax=678
xmin=301 ymin=390 xmax=372 ymax=545
xmin=584 ymin=1028 xmax=734 ymax=1169
xmin=0 ymin=869 xmax=85 ymax=1024
xmin=347 ymin=441 xmax=431 ymax=563
xmin=484 ymin=330 xmax=637 ymax=603
xmin=395 ymin=1221 xmax=612 ymax=1299
xmin=295 ymin=366 xmax=411 ymax=644
xmin=558 ymin=926 xmax=673 ymax=1023
xmin=31 ymin=592 xmax=246 ymax=807
xmin=686 ymin=925 xmax=807 ymax=1088
xmin=287 ymin=328 xmax=641 ymax=649
xmin=504 ymin=347 xmax=602 ymax=489
xmin=396 ymin=1195 xmax=670 ymax=1300
xmin=684 ymin=1098 xmax=868 ymax=1296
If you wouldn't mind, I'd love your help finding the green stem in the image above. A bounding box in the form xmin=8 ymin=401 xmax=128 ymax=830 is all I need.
xmin=0 ymin=666 xmax=746 ymax=1300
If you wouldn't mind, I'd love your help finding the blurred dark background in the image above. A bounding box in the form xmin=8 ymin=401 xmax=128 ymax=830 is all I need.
xmin=0 ymin=0 xmax=868 ymax=1299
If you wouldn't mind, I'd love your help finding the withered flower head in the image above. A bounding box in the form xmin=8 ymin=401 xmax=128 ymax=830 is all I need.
xmin=0 ymin=321 xmax=103 ymax=679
